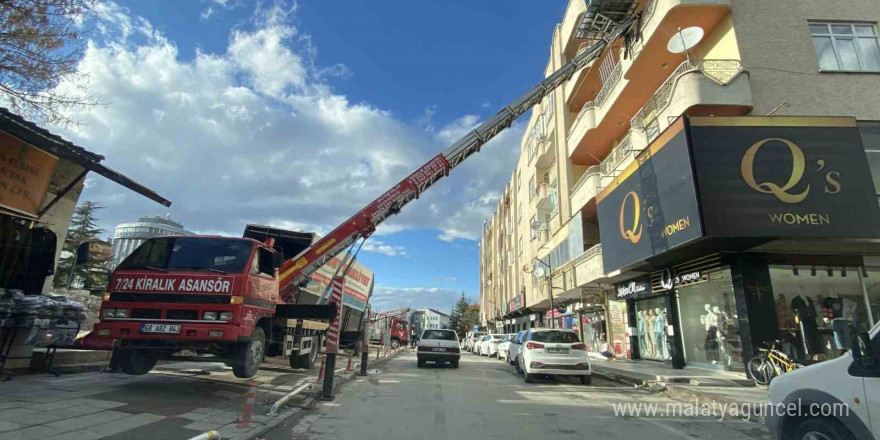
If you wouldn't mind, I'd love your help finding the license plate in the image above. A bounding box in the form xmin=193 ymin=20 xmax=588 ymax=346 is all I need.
xmin=546 ymin=348 xmax=569 ymax=354
xmin=431 ymin=347 xmax=446 ymax=352
xmin=141 ymin=323 xmax=181 ymax=334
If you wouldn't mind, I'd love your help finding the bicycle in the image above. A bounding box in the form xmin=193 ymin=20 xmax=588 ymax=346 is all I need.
xmin=747 ymin=341 xmax=803 ymax=385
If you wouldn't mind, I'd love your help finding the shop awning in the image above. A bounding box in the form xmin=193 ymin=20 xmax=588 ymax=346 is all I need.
xmin=0 ymin=108 xmax=171 ymax=207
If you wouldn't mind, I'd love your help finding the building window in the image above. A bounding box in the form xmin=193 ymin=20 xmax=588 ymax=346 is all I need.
xmin=529 ymin=214 xmax=537 ymax=240
xmin=529 ymin=175 xmax=536 ymax=200
xmin=810 ymin=22 xmax=880 ymax=72
xmin=519 ymin=237 xmax=523 ymax=255
xmin=549 ymin=179 xmax=558 ymax=215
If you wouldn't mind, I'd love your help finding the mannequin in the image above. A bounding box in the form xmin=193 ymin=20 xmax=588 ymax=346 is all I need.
xmin=637 ymin=311 xmax=647 ymax=354
xmin=791 ymin=286 xmax=821 ymax=360
xmin=654 ymin=308 xmax=667 ymax=359
xmin=701 ymin=304 xmax=719 ymax=364
xmin=713 ymin=306 xmax=729 ymax=365
xmin=644 ymin=309 xmax=656 ymax=359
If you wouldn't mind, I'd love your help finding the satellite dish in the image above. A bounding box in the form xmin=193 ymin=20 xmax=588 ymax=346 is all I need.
xmin=522 ymin=264 xmax=534 ymax=274
xmin=530 ymin=218 xmax=541 ymax=230
xmin=534 ymin=266 xmax=547 ymax=278
xmin=667 ymin=27 xmax=704 ymax=54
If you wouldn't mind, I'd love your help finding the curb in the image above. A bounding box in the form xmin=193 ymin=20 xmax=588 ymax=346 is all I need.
xmin=664 ymin=384 xmax=768 ymax=424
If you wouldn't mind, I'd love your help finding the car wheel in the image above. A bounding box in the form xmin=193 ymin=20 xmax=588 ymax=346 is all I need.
xmin=524 ymin=373 xmax=536 ymax=383
xmin=515 ymin=358 xmax=523 ymax=375
xmin=794 ymin=418 xmax=855 ymax=440
xmin=417 ymin=359 xmax=425 ymax=368
xmin=580 ymin=375 xmax=592 ymax=385
xmin=232 ymin=327 xmax=265 ymax=378
xmin=451 ymin=360 xmax=459 ymax=369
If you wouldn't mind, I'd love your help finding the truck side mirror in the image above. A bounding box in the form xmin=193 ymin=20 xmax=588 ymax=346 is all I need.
xmin=75 ymin=241 xmax=90 ymax=265
xmin=852 ymin=332 xmax=876 ymax=368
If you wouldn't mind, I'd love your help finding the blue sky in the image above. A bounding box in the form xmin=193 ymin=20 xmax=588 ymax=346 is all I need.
xmin=58 ymin=0 xmax=566 ymax=312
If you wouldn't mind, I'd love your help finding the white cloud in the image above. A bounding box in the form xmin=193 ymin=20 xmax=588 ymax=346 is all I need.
xmin=361 ymin=240 xmax=406 ymax=257
xmin=53 ymin=1 xmax=522 ymax=247
xmin=200 ymin=7 xmax=214 ymax=21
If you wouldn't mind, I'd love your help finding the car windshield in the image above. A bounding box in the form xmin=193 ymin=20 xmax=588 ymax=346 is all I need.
xmin=118 ymin=237 xmax=254 ymax=273
xmin=502 ymin=335 xmax=510 ymax=342
xmin=529 ymin=331 xmax=580 ymax=343
xmin=492 ymin=334 xmax=503 ymax=339
xmin=422 ymin=330 xmax=456 ymax=340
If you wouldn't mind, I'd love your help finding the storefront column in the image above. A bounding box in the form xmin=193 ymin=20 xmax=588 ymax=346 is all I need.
xmin=730 ymin=254 xmax=778 ymax=373
xmin=665 ymin=290 xmax=685 ymax=369
xmin=626 ymin=299 xmax=641 ymax=360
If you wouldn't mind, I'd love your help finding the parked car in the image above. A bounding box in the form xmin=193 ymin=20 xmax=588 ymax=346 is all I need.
xmin=417 ymin=329 xmax=461 ymax=368
xmin=766 ymin=322 xmax=880 ymax=440
xmin=479 ymin=334 xmax=504 ymax=357
xmin=497 ymin=334 xmax=516 ymax=361
xmin=467 ymin=332 xmax=485 ymax=352
xmin=507 ymin=330 xmax=527 ymax=366
xmin=516 ymin=328 xmax=591 ymax=384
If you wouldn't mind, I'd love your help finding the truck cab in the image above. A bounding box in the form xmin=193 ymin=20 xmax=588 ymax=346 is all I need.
xmin=94 ymin=235 xmax=282 ymax=378
xmin=767 ymin=322 xmax=880 ymax=440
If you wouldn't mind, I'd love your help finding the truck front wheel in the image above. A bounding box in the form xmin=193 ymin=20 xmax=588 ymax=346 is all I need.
xmin=390 ymin=339 xmax=400 ymax=350
xmin=115 ymin=349 xmax=157 ymax=375
xmin=233 ymin=327 xmax=266 ymax=378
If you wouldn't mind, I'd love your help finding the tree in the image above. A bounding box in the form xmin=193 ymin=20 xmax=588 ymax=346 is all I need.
xmin=449 ymin=292 xmax=479 ymax=336
xmin=54 ymin=200 xmax=108 ymax=289
xmin=0 ymin=0 xmax=97 ymax=125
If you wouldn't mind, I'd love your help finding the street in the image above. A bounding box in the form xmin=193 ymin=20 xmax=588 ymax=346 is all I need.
xmin=265 ymin=351 xmax=772 ymax=440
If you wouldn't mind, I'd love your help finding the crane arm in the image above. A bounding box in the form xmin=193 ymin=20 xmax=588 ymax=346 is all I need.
xmin=277 ymin=16 xmax=637 ymax=302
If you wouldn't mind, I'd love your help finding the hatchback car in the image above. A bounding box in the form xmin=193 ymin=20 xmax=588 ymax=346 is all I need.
xmin=417 ymin=329 xmax=461 ymax=368
xmin=467 ymin=333 xmax=485 ymax=352
xmin=479 ymin=334 xmax=504 ymax=357
xmin=517 ymin=329 xmax=591 ymax=384
xmin=507 ymin=330 xmax=527 ymax=366
xmin=497 ymin=334 xmax=516 ymax=361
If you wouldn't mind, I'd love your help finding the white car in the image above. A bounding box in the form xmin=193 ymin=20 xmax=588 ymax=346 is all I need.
xmin=479 ymin=334 xmax=504 ymax=357
xmin=516 ymin=328 xmax=591 ymax=384
xmin=497 ymin=334 xmax=516 ymax=361
xmin=507 ymin=330 xmax=527 ymax=366
xmin=417 ymin=329 xmax=460 ymax=368
xmin=467 ymin=333 xmax=485 ymax=353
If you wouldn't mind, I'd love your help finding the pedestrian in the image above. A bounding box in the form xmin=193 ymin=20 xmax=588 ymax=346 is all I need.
xmin=410 ymin=325 xmax=417 ymax=349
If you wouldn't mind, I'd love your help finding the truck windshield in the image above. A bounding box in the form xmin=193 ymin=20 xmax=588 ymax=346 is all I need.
xmin=118 ymin=237 xmax=254 ymax=274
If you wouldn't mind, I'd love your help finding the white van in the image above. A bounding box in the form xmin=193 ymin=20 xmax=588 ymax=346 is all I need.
xmin=766 ymin=323 xmax=880 ymax=440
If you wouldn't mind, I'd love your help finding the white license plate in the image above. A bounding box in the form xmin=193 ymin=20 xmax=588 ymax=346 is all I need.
xmin=431 ymin=347 xmax=446 ymax=352
xmin=141 ymin=323 xmax=181 ymax=334
xmin=546 ymin=348 xmax=569 ymax=354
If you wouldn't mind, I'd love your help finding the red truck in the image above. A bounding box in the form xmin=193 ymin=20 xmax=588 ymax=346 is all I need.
xmin=93 ymin=225 xmax=373 ymax=378
xmin=369 ymin=316 xmax=409 ymax=349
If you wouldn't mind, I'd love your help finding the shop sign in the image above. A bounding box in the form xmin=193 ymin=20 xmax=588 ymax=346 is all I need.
xmin=659 ymin=268 xmax=705 ymax=290
xmin=615 ymin=276 xmax=652 ymax=300
xmin=596 ymin=118 xmax=703 ymax=273
xmin=508 ymin=294 xmax=523 ymax=312
xmin=689 ymin=116 xmax=880 ymax=238
xmin=0 ymin=133 xmax=58 ymax=217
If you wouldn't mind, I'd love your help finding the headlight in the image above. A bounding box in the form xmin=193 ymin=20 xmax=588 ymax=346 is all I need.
xmin=203 ymin=311 xmax=218 ymax=321
xmin=115 ymin=309 xmax=129 ymax=318
xmin=219 ymin=312 xmax=233 ymax=321
xmin=103 ymin=309 xmax=116 ymax=318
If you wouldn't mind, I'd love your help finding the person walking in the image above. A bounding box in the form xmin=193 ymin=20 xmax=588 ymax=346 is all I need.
xmin=410 ymin=325 xmax=417 ymax=349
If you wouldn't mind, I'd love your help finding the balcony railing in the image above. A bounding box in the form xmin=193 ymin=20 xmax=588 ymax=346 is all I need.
xmin=571 ymin=164 xmax=600 ymax=195
xmin=631 ymin=59 xmax=743 ymax=131
xmin=599 ymin=134 xmax=632 ymax=176
xmin=572 ymin=243 xmax=602 ymax=266
xmin=567 ymin=61 xmax=622 ymax=139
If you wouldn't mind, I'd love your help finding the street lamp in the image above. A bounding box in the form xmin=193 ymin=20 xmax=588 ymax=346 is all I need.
xmin=524 ymin=258 xmax=556 ymax=329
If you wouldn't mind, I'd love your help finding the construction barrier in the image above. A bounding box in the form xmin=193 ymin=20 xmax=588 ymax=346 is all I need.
xmin=186 ymin=431 xmax=221 ymax=440
xmin=237 ymin=382 xmax=257 ymax=428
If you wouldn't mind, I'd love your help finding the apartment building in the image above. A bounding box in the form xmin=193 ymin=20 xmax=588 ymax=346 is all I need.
xmin=480 ymin=0 xmax=880 ymax=372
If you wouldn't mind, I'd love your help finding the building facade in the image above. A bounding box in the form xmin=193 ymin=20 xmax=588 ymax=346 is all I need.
xmin=479 ymin=0 xmax=880 ymax=373
xmin=109 ymin=215 xmax=192 ymax=269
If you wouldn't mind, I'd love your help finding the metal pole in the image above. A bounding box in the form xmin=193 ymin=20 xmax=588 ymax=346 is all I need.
xmin=360 ymin=307 xmax=370 ymax=376
xmin=321 ymin=353 xmax=336 ymax=400
xmin=548 ymin=278 xmax=555 ymax=329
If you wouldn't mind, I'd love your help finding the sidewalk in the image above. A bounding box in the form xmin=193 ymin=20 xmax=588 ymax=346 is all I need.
xmin=0 ymin=347 xmax=402 ymax=440
xmin=589 ymin=356 xmax=770 ymax=421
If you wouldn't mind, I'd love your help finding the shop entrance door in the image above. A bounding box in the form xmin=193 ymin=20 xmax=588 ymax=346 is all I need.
xmin=634 ymin=296 xmax=671 ymax=362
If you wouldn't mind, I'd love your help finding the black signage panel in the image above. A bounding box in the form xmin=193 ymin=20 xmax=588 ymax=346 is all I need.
xmin=597 ymin=119 xmax=704 ymax=273
xmin=689 ymin=117 xmax=880 ymax=238
xmin=614 ymin=276 xmax=652 ymax=300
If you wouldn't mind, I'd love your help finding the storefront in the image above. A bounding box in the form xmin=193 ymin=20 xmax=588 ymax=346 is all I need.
xmin=598 ymin=116 xmax=880 ymax=372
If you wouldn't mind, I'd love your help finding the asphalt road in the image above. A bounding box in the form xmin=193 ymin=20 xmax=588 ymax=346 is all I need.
xmin=265 ymin=350 xmax=772 ymax=440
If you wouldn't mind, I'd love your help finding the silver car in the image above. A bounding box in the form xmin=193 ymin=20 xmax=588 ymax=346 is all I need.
xmin=507 ymin=330 xmax=527 ymax=366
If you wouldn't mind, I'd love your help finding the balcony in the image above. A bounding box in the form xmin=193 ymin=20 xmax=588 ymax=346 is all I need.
xmin=560 ymin=0 xmax=588 ymax=57
xmin=534 ymin=183 xmax=555 ymax=213
xmin=573 ymin=244 xmax=604 ymax=286
xmin=566 ymin=59 xmax=624 ymax=158
xmin=534 ymin=138 xmax=555 ymax=168
xmin=570 ymin=165 xmax=601 ymax=214
xmin=631 ymin=59 xmax=751 ymax=144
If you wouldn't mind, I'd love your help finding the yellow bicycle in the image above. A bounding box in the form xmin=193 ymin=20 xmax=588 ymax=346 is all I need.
xmin=747 ymin=341 xmax=803 ymax=385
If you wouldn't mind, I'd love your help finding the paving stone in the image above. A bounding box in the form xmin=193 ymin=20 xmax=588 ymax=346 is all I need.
xmin=0 ymin=421 xmax=24 ymax=433
xmin=0 ymin=424 xmax=63 ymax=440
xmin=6 ymin=409 xmax=83 ymax=426
xmin=182 ymin=421 xmax=222 ymax=432
xmin=98 ymin=416 xmax=195 ymax=440
xmin=82 ymin=413 xmax=164 ymax=437
xmin=40 ymin=430 xmax=102 ymax=440
xmin=45 ymin=410 xmax=132 ymax=431
xmin=0 ymin=403 xmax=28 ymax=411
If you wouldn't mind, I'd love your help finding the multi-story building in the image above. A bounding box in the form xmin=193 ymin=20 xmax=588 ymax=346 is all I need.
xmin=109 ymin=215 xmax=192 ymax=269
xmin=480 ymin=0 xmax=880 ymax=373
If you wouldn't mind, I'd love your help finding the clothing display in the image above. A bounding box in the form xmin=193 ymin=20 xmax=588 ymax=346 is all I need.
xmin=791 ymin=295 xmax=822 ymax=356
xmin=0 ymin=220 xmax=58 ymax=294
